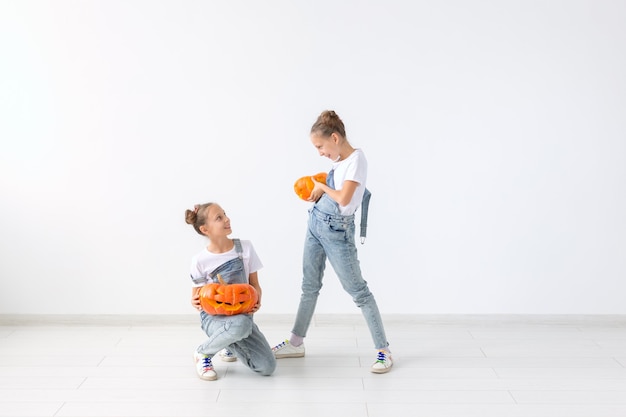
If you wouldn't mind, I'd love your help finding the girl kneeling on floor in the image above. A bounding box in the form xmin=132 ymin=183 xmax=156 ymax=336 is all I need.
xmin=185 ymin=202 xmax=276 ymax=380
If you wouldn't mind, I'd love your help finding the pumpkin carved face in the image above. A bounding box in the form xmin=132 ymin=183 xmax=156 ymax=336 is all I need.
xmin=294 ymin=172 xmax=327 ymax=200
xmin=199 ymin=275 xmax=258 ymax=316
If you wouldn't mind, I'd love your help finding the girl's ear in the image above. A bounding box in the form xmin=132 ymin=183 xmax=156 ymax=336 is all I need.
xmin=199 ymin=224 xmax=209 ymax=236
xmin=331 ymin=132 xmax=340 ymax=144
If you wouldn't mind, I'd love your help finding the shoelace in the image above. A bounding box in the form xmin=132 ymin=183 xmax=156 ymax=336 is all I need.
xmin=375 ymin=350 xmax=387 ymax=363
xmin=272 ymin=339 xmax=288 ymax=351
xmin=201 ymin=356 xmax=213 ymax=371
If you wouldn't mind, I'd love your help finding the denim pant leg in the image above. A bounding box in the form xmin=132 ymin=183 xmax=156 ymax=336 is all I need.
xmin=197 ymin=312 xmax=253 ymax=356
xmin=198 ymin=313 xmax=275 ymax=376
xmin=228 ymin=321 xmax=276 ymax=376
xmin=292 ymin=220 xmax=327 ymax=338
xmin=322 ymin=222 xmax=389 ymax=350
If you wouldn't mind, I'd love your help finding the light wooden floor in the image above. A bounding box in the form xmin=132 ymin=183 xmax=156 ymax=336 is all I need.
xmin=1 ymin=314 xmax=626 ymax=417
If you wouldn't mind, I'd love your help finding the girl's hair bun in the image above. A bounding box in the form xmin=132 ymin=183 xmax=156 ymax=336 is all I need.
xmin=185 ymin=203 xmax=214 ymax=235
xmin=311 ymin=110 xmax=346 ymax=138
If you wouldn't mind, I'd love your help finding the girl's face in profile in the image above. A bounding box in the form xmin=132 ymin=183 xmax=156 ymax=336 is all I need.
xmin=200 ymin=204 xmax=232 ymax=238
xmin=311 ymin=132 xmax=340 ymax=161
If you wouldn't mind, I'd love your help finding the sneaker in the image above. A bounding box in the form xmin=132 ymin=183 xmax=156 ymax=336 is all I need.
xmin=193 ymin=351 xmax=217 ymax=381
xmin=272 ymin=339 xmax=305 ymax=358
xmin=370 ymin=350 xmax=393 ymax=374
xmin=218 ymin=348 xmax=237 ymax=362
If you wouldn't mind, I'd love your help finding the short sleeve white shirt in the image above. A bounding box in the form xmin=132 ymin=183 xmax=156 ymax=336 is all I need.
xmin=189 ymin=239 xmax=263 ymax=287
xmin=330 ymin=149 xmax=368 ymax=215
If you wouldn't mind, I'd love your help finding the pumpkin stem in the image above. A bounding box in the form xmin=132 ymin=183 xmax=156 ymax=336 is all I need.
xmin=216 ymin=274 xmax=226 ymax=285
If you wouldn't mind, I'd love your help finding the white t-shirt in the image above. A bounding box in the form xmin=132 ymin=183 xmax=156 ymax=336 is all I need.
xmin=189 ymin=239 xmax=263 ymax=287
xmin=330 ymin=148 xmax=368 ymax=215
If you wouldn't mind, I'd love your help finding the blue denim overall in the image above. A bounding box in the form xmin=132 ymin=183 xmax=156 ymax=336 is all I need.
xmin=292 ymin=170 xmax=389 ymax=349
xmin=197 ymin=239 xmax=276 ymax=376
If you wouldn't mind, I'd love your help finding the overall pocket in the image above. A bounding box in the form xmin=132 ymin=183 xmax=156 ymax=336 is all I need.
xmin=325 ymin=218 xmax=349 ymax=241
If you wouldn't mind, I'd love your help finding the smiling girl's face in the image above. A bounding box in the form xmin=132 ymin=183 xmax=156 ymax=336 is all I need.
xmin=199 ymin=204 xmax=231 ymax=238
xmin=311 ymin=132 xmax=341 ymax=161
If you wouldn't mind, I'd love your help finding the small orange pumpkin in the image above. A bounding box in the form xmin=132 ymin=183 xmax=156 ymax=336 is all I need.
xmin=199 ymin=274 xmax=258 ymax=316
xmin=294 ymin=172 xmax=327 ymax=200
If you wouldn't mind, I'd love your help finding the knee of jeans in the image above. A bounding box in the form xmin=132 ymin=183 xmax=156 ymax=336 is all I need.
xmin=259 ymin=357 xmax=276 ymax=376
xmin=301 ymin=274 xmax=323 ymax=293
xmin=301 ymin=281 xmax=322 ymax=295
xmin=229 ymin=316 xmax=253 ymax=338
xmin=352 ymin=290 xmax=374 ymax=307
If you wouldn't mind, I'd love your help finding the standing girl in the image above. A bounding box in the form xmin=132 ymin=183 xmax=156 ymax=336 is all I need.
xmin=185 ymin=202 xmax=276 ymax=380
xmin=272 ymin=110 xmax=393 ymax=373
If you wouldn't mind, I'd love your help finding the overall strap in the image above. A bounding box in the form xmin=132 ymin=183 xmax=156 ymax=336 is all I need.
xmin=360 ymin=188 xmax=371 ymax=244
xmin=207 ymin=239 xmax=244 ymax=281
xmin=326 ymin=169 xmax=334 ymax=188
xmin=329 ymin=168 xmax=371 ymax=244
xmin=233 ymin=238 xmax=243 ymax=259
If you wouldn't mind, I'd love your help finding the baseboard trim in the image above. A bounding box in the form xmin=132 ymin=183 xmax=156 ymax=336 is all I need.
xmin=1 ymin=314 xmax=625 ymax=326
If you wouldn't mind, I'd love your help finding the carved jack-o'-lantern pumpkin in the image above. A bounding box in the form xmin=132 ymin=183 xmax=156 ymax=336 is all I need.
xmin=294 ymin=172 xmax=327 ymax=201
xmin=199 ymin=274 xmax=258 ymax=316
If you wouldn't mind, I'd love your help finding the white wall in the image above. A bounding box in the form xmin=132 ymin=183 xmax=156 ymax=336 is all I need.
xmin=1 ymin=0 xmax=625 ymax=315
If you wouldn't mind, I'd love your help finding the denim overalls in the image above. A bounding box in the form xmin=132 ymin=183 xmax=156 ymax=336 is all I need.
xmin=292 ymin=170 xmax=389 ymax=350
xmin=197 ymin=239 xmax=276 ymax=376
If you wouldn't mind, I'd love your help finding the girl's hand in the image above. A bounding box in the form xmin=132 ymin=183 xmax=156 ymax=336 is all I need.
xmin=247 ymin=272 xmax=262 ymax=314
xmin=249 ymin=301 xmax=261 ymax=314
xmin=307 ymin=177 xmax=325 ymax=202
xmin=191 ymin=290 xmax=202 ymax=312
